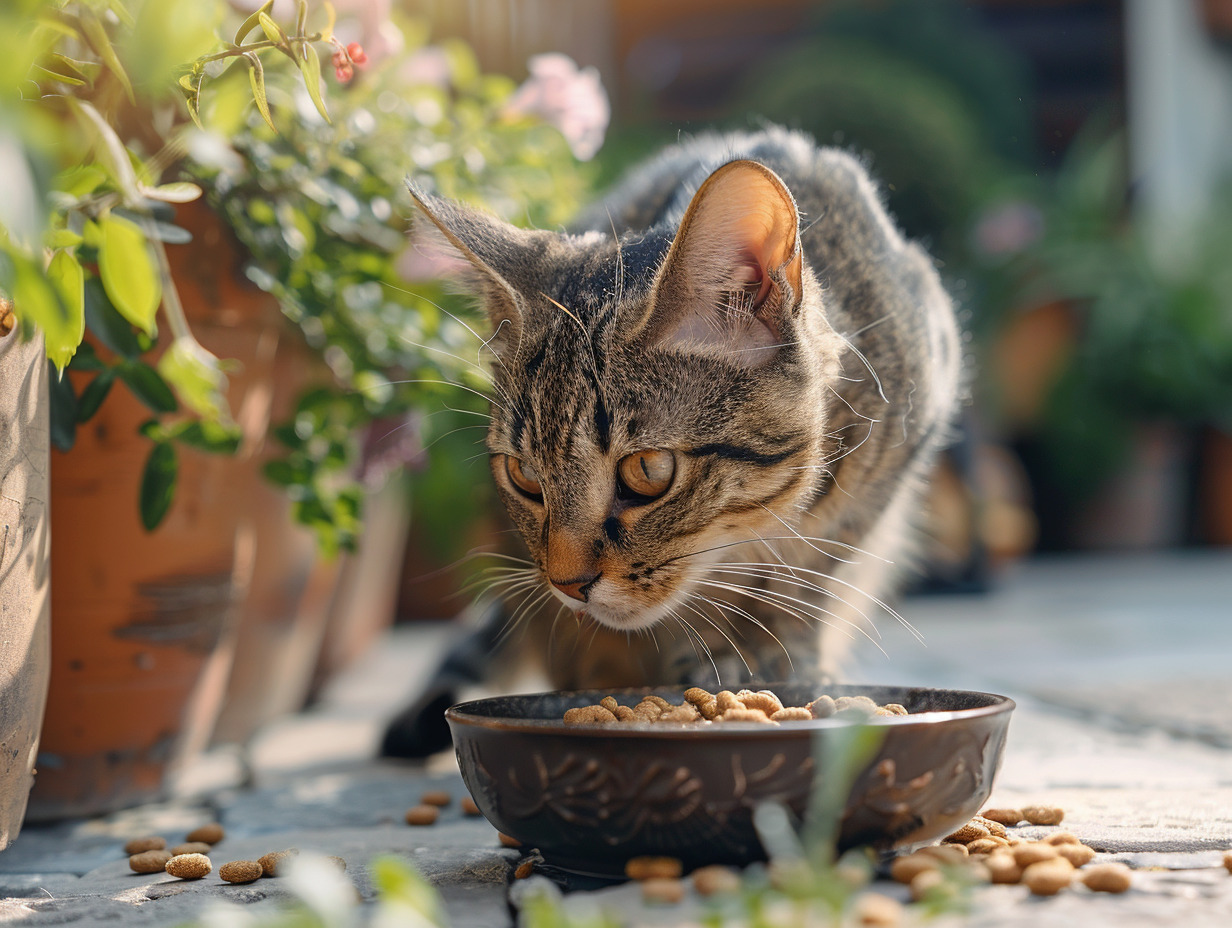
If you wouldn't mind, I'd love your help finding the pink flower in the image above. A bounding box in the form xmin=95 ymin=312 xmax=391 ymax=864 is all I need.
xmin=503 ymin=53 xmax=610 ymax=161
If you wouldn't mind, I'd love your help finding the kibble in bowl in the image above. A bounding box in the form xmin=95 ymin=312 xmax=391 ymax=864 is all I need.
xmin=447 ymin=683 xmax=1013 ymax=876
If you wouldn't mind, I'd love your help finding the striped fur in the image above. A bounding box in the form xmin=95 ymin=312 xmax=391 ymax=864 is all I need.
xmin=414 ymin=127 xmax=962 ymax=689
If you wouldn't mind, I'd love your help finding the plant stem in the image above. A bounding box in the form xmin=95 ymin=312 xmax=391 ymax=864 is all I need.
xmin=196 ymin=32 xmax=325 ymax=65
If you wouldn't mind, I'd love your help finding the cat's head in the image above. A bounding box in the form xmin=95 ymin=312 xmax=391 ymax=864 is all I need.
xmin=412 ymin=161 xmax=841 ymax=631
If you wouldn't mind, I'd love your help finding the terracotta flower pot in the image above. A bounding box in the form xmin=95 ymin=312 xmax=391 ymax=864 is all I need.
xmin=27 ymin=202 xmax=283 ymax=819
xmin=0 ymin=327 xmax=52 ymax=849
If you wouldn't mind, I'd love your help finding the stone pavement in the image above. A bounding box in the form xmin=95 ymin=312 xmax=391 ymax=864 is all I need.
xmin=1 ymin=552 xmax=1230 ymax=926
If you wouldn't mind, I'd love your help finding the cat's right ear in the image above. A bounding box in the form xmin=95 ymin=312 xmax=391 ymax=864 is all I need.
xmin=405 ymin=182 xmax=528 ymax=348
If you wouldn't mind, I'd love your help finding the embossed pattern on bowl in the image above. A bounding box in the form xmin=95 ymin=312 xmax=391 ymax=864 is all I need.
xmin=446 ymin=683 xmax=1014 ymax=875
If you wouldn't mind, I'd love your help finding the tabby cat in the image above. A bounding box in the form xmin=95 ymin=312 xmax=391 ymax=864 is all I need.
xmin=382 ymin=127 xmax=961 ymax=756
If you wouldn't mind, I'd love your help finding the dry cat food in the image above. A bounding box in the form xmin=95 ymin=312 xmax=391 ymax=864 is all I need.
xmin=185 ymin=822 xmax=225 ymax=845
xmin=691 ymin=865 xmax=741 ymax=896
xmin=893 ymin=804 xmax=1136 ymax=898
xmin=171 ymin=841 xmax=212 ymax=856
xmin=625 ymin=856 xmax=683 ymax=881
xmin=128 ymin=850 xmax=173 ymax=874
xmin=259 ymin=848 xmax=299 ymax=877
xmin=460 ymin=796 xmax=482 ymax=817
xmin=219 ymin=860 xmax=264 ymax=884
xmin=852 ymin=892 xmax=904 ymax=927
xmin=1224 ymin=850 xmax=1232 ymax=874
xmin=563 ymin=688 xmax=909 ymax=725
xmin=405 ymin=805 xmax=439 ymax=826
xmin=123 ymin=836 xmax=166 ymax=855
xmin=420 ymin=789 xmax=452 ymax=807
xmin=640 ymin=877 xmax=686 ymax=905
xmin=498 ymin=832 xmax=522 ymax=848
xmin=165 ymin=853 xmax=212 ymax=880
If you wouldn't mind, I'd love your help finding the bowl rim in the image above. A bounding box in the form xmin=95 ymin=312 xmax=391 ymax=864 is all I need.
xmin=445 ymin=683 xmax=1015 ymax=739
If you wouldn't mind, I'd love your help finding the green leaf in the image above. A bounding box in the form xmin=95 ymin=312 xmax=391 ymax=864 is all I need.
xmin=79 ymin=8 xmax=134 ymax=103
xmin=76 ymin=368 xmax=116 ymax=422
xmin=245 ymin=53 xmax=276 ymax=132
xmin=3 ymin=250 xmax=72 ymax=371
xmin=262 ymin=458 xmax=301 ymax=486
xmin=118 ymin=360 xmax=178 ymax=413
xmin=55 ymin=164 xmax=108 ymax=199
xmin=47 ymin=360 xmax=77 ymax=452
xmin=33 ymin=65 xmax=86 ymax=87
xmin=296 ymin=41 xmax=330 ymax=123
xmin=156 ymin=336 xmax=233 ymax=422
xmin=45 ymin=249 xmax=85 ymax=369
xmin=139 ymin=441 xmax=178 ymax=530
xmin=257 ymin=11 xmax=284 ymax=45
xmin=142 ymin=182 xmax=202 ymax=204
xmin=83 ymin=278 xmax=141 ymax=358
xmin=176 ymin=420 xmax=242 ymax=454
xmin=68 ymin=341 xmax=105 ymax=372
xmin=46 ymin=228 xmax=83 ymax=249
xmin=234 ymin=0 xmax=276 ymax=44
xmin=98 ymin=214 xmax=161 ymax=334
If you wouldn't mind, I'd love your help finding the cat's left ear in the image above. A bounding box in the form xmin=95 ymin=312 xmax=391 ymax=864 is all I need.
xmin=406 ymin=182 xmax=539 ymax=351
xmin=639 ymin=160 xmax=804 ymax=365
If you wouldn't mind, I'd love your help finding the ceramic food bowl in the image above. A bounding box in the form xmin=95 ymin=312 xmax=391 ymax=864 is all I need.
xmin=446 ymin=683 xmax=1014 ymax=875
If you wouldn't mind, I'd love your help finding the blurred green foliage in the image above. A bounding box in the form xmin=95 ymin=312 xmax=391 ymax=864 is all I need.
xmin=2 ymin=0 xmax=594 ymax=551
xmin=194 ymin=24 xmax=592 ymax=553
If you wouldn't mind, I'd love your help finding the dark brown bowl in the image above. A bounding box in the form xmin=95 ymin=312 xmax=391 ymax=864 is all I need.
xmin=446 ymin=683 xmax=1014 ymax=875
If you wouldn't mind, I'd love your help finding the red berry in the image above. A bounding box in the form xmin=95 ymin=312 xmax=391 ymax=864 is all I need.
xmin=346 ymin=42 xmax=368 ymax=65
xmin=335 ymin=63 xmax=354 ymax=82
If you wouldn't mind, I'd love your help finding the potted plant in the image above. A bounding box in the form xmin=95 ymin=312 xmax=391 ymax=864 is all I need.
xmin=989 ymin=127 xmax=1232 ymax=547
xmin=1 ymin=0 xmax=601 ymax=819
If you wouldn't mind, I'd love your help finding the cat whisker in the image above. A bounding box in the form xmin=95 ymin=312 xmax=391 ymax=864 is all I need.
xmin=757 ymin=506 xmax=894 ymax=565
xmin=379 ymin=377 xmax=506 ymax=411
xmin=690 ymin=590 xmax=795 ymax=677
xmin=834 ymin=327 xmax=889 ymax=405
xmin=380 ymin=280 xmax=516 ymax=381
xmin=679 ymin=594 xmax=758 ymax=679
xmin=670 ymin=607 xmax=723 ymax=683
xmin=702 ymin=564 xmax=880 ymax=638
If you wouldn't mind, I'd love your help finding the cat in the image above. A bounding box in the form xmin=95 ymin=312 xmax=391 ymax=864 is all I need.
xmin=381 ymin=126 xmax=961 ymax=756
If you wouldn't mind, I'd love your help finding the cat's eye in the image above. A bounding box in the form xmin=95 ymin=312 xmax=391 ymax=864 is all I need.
xmin=617 ymin=450 xmax=675 ymax=501
xmin=505 ymin=455 xmax=543 ymax=498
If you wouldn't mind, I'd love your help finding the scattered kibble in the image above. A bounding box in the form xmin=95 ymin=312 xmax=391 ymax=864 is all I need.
xmin=1044 ymin=831 xmax=1079 ymax=846
xmin=420 ymin=790 xmax=452 ymax=807
xmin=514 ymin=858 xmax=537 ymax=879
xmin=123 ymin=836 xmax=166 ymax=855
xmin=563 ymin=688 xmax=913 ymax=724
xmin=1223 ymin=850 xmax=1232 ymax=874
xmin=980 ymin=808 xmax=1023 ymax=827
xmin=1022 ymin=805 xmax=1064 ymax=826
xmin=1081 ymin=862 xmax=1133 ymax=893
xmin=640 ymin=877 xmax=685 ymax=905
xmin=328 ymin=856 xmax=348 ymax=872
xmin=1055 ymin=844 xmax=1096 ymax=867
xmin=1012 ymin=842 xmax=1059 ymax=867
xmin=498 ymin=832 xmax=522 ymax=848
xmin=625 ymin=856 xmax=683 ymax=881
xmin=691 ymin=865 xmax=741 ymax=896
xmin=171 ymin=842 xmax=212 ymax=856
xmin=219 ymin=860 xmax=263 ymax=884
xmin=460 ymin=796 xmax=482 ymax=817
xmin=944 ymin=821 xmax=990 ymax=844
xmin=908 ymin=868 xmax=946 ymax=902
xmin=405 ymin=805 xmax=439 ymax=826
xmin=258 ymin=849 xmax=299 ymax=877
xmin=1022 ymin=857 xmax=1074 ymax=896
xmin=889 ymin=853 xmax=938 ymax=884
xmin=985 ymin=851 xmax=1023 ymax=884
xmin=165 ymin=853 xmax=212 ymax=880
xmin=129 ymin=850 xmax=172 ymax=874
xmin=186 ymin=823 xmax=225 ymax=845
xmin=853 ymin=892 xmax=903 ymax=927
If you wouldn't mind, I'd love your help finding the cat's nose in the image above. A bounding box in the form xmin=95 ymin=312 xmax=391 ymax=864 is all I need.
xmin=550 ymin=571 xmax=601 ymax=603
